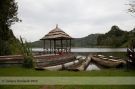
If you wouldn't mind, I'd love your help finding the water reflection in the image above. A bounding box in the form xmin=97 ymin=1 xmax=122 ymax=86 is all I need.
xmin=71 ymin=48 xmax=126 ymax=52
xmin=86 ymin=63 xmax=100 ymax=71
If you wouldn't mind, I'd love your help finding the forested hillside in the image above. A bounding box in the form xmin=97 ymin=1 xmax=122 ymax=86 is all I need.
xmin=97 ymin=25 xmax=135 ymax=47
xmin=72 ymin=34 xmax=100 ymax=47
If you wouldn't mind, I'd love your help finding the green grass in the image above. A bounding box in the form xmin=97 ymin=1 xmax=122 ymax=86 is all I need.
xmin=0 ymin=67 xmax=135 ymax=89
xmin=0 ymin=85 xmax=135 ymax=89
xmin=0 ymin=85 xmax=40 ymax=89
xmin=0 ymin=67 xmax=135 ymax=76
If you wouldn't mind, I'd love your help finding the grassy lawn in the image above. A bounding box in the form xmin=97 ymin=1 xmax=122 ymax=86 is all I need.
xmin=1 ymin=85 xmax=135 ymax=89
xmin=0 ymin=67 xmax=135 ymax=76
xmin=0 ymin=67 xmax=135 ymax=89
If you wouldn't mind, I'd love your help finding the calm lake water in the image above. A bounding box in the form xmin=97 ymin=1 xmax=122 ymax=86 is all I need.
xmin=32 ymin=48 xmax=127 ymax=52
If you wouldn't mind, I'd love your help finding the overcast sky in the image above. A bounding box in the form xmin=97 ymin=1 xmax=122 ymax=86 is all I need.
xmin=11 ymin=0 xmax=135 ymax=42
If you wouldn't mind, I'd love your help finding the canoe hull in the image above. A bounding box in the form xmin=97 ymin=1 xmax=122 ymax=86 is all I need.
xmin=91 ymin=56 xmax=123 ymax=68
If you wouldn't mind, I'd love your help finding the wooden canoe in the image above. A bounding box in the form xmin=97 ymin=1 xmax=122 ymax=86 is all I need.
xmin=91 ymin=56 xmax=123 ymax=68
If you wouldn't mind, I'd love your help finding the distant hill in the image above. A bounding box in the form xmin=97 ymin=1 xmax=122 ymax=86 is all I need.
xmin=131 ymin=28 xmax=135 ymax=33
xmin=29 ymin=34 xmax=100 ymax=48
xmin=29 ymin=40 xmax=43 ymax=48
xmin=72 ymin=34 xmax=100 ymax=47
xmin=97 ymin=25 xmax=135 ymax=47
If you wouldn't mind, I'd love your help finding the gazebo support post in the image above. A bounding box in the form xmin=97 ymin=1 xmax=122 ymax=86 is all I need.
xmin=66 ymin=40 xmax=68 ymax=53
xmin=70 ymin=39 xmax=71 ymax=52
xmin=43 ymin=40 xmax=45 ymax=54
xmin=50 ymin=40 xmax=51 ymax=54
xmin=54 ymin=39 xmax=56 ymax=54
xmin=61 ymin=39 xmax=63 ymax=53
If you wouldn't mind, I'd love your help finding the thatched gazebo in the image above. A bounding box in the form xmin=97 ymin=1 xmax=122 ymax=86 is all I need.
xmin=40 ymin=25 xmax=73 ymax=54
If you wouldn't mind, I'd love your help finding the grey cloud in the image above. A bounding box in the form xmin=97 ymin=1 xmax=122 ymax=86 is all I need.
xmin=12 ymin=0 xmax=135 ymax=41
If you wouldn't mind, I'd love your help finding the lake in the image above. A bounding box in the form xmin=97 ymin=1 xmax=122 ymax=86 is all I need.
xmin=32 ymin=48 xmax=127 ymax=58
xmin=32 ymin=48 xmax=127 ymax=52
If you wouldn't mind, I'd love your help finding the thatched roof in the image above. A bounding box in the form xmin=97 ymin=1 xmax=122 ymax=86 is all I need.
xmin=41 ymin=25 xmax=72 ymax=40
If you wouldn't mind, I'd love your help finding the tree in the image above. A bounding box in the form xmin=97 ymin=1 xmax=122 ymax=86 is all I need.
xmin=0 ymin=0 xmax=19 ymax=27
xmin=0 ymin=0 xmax=20 ymax=55
xmin=128 ymin=0 xmax=135 ymax=14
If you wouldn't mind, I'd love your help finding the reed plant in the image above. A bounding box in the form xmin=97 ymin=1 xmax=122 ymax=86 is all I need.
xmin=20 ymin=36 xmax=33 ymax=68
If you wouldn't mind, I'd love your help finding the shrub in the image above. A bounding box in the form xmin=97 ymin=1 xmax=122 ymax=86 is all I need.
xmin=23 ymin=56 xmax=33 ymax=68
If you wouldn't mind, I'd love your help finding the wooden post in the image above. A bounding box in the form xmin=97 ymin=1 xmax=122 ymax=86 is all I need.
xmin=66 ymin=39 xmax=68 ymax=53
xmin=43 ymin=40 xmax=45 ymax=54
xmin=54 ymin=39 xmax=56 ymax=54
xmin=61 ymin=39 xmax=63 ymax=52
xmin=50 ymin=40 xmax=51 ymax=54
xmin=43 ymin=40 xmax=45 ymax=49
xmin=70 ymin=39 xmax=71 ymax=52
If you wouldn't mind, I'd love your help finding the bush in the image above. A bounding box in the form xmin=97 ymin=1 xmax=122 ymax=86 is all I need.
xmin=23 ymin=56 xmax=33 ymax=68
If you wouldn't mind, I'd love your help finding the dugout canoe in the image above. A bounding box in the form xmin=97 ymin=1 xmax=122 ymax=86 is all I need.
xmin=91 ymin=56 xmax=124 ymax=68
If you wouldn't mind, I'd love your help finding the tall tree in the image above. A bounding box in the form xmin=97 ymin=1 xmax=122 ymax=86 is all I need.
xmin=0 ymin=0 xmax=19 ymax=27
xmin=0 ymin=0 xmax=20 ymax=55
xmin=128 ymin=0 xmax=135 ymax=14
